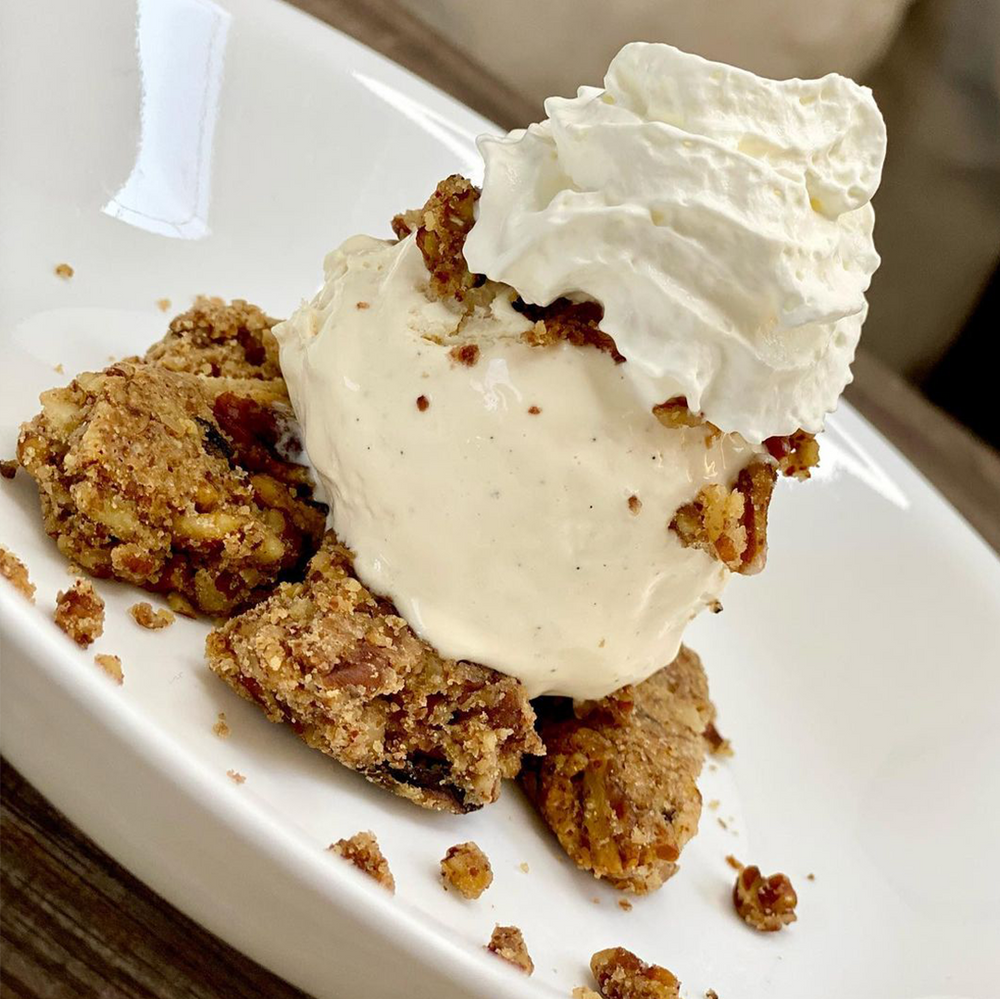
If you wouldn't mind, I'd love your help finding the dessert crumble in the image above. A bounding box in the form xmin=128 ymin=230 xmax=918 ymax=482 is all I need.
xmin=213 ymin=712 xmax=231 ymax=738
xmin=94 ymin=653 xmax=123 ymax=684
xmin=732 ymin=864 xmax=798 ymax=931
xmin=416 ymin=395 xmax=430 ymax=411
xmin=528 ymin=405 xmax=541 ymax=415
xmin=703 ymin=722 xmax=733 ymax=757
xmin=0 ymin=459 xmax=18 ymax=479
xmin=156 ymin=298 xmax=172 ymax=312
xmin=207 ymin=532 xmax=541 ymax=813
xmin=521 ymin=646 xmax=715 ymax=893
xmin=617 ymin=899 xmax=633 ymax=912
xmin=0 ymin=546 xmax=35 ymax=602
xmin=226 ymin=769 xmax=246 ymax=784
xmin=129 ymin=601 xmax=175 ymax=630
xmin=54 ymin=263 xmax=74 ymax=279
xmin=486 ymin=924 xmax=533 ymax=974
xmin=765 ymin=430 xmax=820 ymax=480
xmin=54 ymin=579 xmax=104 ymax=647
xmin=330 ymin=831 xmax=395 ymax=892
xmin=590 ymin=947 xmax=679 ymax=999
xmin=440 ymin=841 xmax=493 ymax=899
xmin=627 ymin=495 xmax=641 ymax=515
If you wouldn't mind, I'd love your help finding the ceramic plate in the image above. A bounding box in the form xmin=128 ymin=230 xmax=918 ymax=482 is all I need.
xmin=2 ymin=1 xmax=998 ymax=996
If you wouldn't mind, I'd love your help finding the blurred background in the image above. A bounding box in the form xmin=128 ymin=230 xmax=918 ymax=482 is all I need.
xmin=302 ymin=0 xmax=999 ymax=458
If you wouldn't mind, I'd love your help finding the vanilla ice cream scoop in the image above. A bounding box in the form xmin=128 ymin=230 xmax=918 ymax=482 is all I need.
xmin=277 ymin=42 xmax=885 ymax=699
xmin=464 ymin=42 xmax=887 ymax=442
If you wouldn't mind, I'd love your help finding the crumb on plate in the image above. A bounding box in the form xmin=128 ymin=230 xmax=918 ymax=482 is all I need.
xmin=54 ymin=579 xmax=104 ymax=647
xmin=440 ymin=841 xmax=493 ymax=899
xmin=226 ymin=769 xmax=246 ymax=784
xmin=213 ymin=712 xmax=231 ymax=738
xmin=129 ymin=601 xmax=175 ymax=630
xmin=94 ymin=653 xmax=123 ymax=684
xmin=156 ymin=298 xmax=172 ymax=312
xmin=0 ymin=459 xmax=17 ymax=479
xmin=590 ymin=947 xmax=679 ymax=999
xmin=329 ymin=831 xmax=395 ymax=892
xmin=519 ymin=862 xmax=529 ymax=874
xmin=54 ymin=263 xmax=74 ymax=279
xmin=1 ymin=545 xmax=35 ymax=601
xmin=486 ymin=924 xmax=533 ymax=974
xmin=617 ymin=899 xmax=632 ymax=912
xmin=416 ymin=394 xmax=430 ymax=411
xmin=732 ymin=865 xmax=798 ymax=932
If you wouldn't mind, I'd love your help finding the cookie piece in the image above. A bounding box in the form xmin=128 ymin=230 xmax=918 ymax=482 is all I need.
xmin=0 ymin=545 xmax=35 ymax=601
xmin=329 ymin=831 xmax=395 ymax=892
xmin=590 ymin=947 xmax=679 ymax=999
xmin=732 ymin=864 xmax=798 ymax=931
xmin=206 ymin=532 xmax=542 ymax=813
xmin=486 ymin=925 xmax=533 ymax=974
xmin=17 ymin=361 xmax=325 ymax=616
xmin=520 ymin=646 xmax=714 ymax=893
xmin=440 ymin=842 xmax=493 ymax=899
xmin=54 ymin=579 xmax=105 ymax=647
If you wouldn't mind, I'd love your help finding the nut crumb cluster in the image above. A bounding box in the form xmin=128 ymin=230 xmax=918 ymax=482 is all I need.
xmin=0 ymin=459 xmax=17 ymax=479
xmin=94 ymin=653 xmax=123 ymax=684
xmin=486 ymin=924 xmax=533 ymax=974
xmin=54 ymin=579 xmax=105 ymax=647
xmin=590 ymin=947 xmax=679 ymax=999
xmin=0 ymin=545 xmax=35 ymax=601
xmin=732 ymin=863 xmax=798 ymax=931
xmin=128 ymin=601 xmax=175 ymax=630
xmin=440 ymin=841 xmax=493 ymax=899
xmin=330 ymin=831 xmax=395 ymax=893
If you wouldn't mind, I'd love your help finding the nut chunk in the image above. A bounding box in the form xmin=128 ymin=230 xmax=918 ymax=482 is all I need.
xmin=207 ymin=532 xmax=542 ymax=813
xmin=94 ymin=653 xmax=123 ymax=684
xmin=486 ymin=925 xmax=533 ymax=974
xmin=440 ymin=842 xmax=493 ymax=899
xmin=129 ymin=601 xmax=175 ymax=630
xmin=520 ymin=646 xmax=715 ymax=894
xmin=732 ymin=864 xmax=798 ymax=931
xmin=670 ymin=461 xmax=776 ymax=575
xmin=54 ymin=579 xmax=105 ymax=647
xmin=590 ymin=947 xmax=679 ymax=999
xmin=0 ymin=546 xmax=35 ymax=601
xmin=329 ymin=831 xmax=395 ymax=893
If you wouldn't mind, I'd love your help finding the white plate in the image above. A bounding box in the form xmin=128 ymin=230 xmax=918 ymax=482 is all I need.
xmin=2 ymin=1 xmax=999 ymax=997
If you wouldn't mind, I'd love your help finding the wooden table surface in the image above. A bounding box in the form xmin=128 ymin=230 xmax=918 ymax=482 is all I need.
xmin=3 ymin=2 xmax=999 ymax=997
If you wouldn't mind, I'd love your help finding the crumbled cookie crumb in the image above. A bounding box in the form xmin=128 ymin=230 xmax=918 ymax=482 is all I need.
xmin=0 ymin=546 xmax=35 ymax=601
xmin=486 ymin=925 xmax=533 ymax=974
xmin=652 ymin=397 xmax=705 ymax=430
xmin=0 ymin=459 xmax=17 ymax=479
xmin=703 ymin=722 xmax=733 ymax=757
xmin=807 ymin=872 xmax=815 ymax=881
xmin=54 ymin=263 xmax=74 ymax=279
xmin=54 ymin=579 xmax=105 ymax=647
xmin=627 ymin=494 xmax=641 ymax=515
xmin=440 ymin=841 xmax=493 ymax=899
xmin=156 ymin=298 xmax=172 ymax=312
xmin=226 ymin=769 xmax=246 ymax=784
xmin=449 ymin=343 xmax=480 ymax=367
xmin=590 ymin=947 xmax=679 ymax=999
xmin=732 ymin=865 xmax=798 ymax=931
xmin=330 ymin=831 xmax=395 ymax=892
xmin=725 ymin=854 xmax=742 ymax=871
xmin=94 ymin=653 xmax=123 ymax=684
xmin=166 ymin=592 xmax=199 ymax=619
xmin=519 ymin=862 xmax=530 ymax=874
xmin=213 ymin=712 xmax=231 ymax=738
xmin=528 ymin=405 xmax=541 ymax=415
xmin=708 ymin=799 xmax=720 ymax=811
xmin=705 ymin=990 xmax=720 ymax=999
xmin=416 ymin=395 xmax=430 ymax=412
xmin=717 ymin=818 xmax=728 ymax=830
xmin=54 ymin=363 xmax=64 ymax=374
xmin=618 ymin=899 xmax=633 ymax=912
xmin=129 ymin=601 xmax=175 ymax=630
xmin=356 ymin=301 xmax=370 ymax=309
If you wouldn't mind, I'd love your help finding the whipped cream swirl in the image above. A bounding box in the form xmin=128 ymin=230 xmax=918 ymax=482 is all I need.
xmin=464 ymin=42 xmax=887 ymax=442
